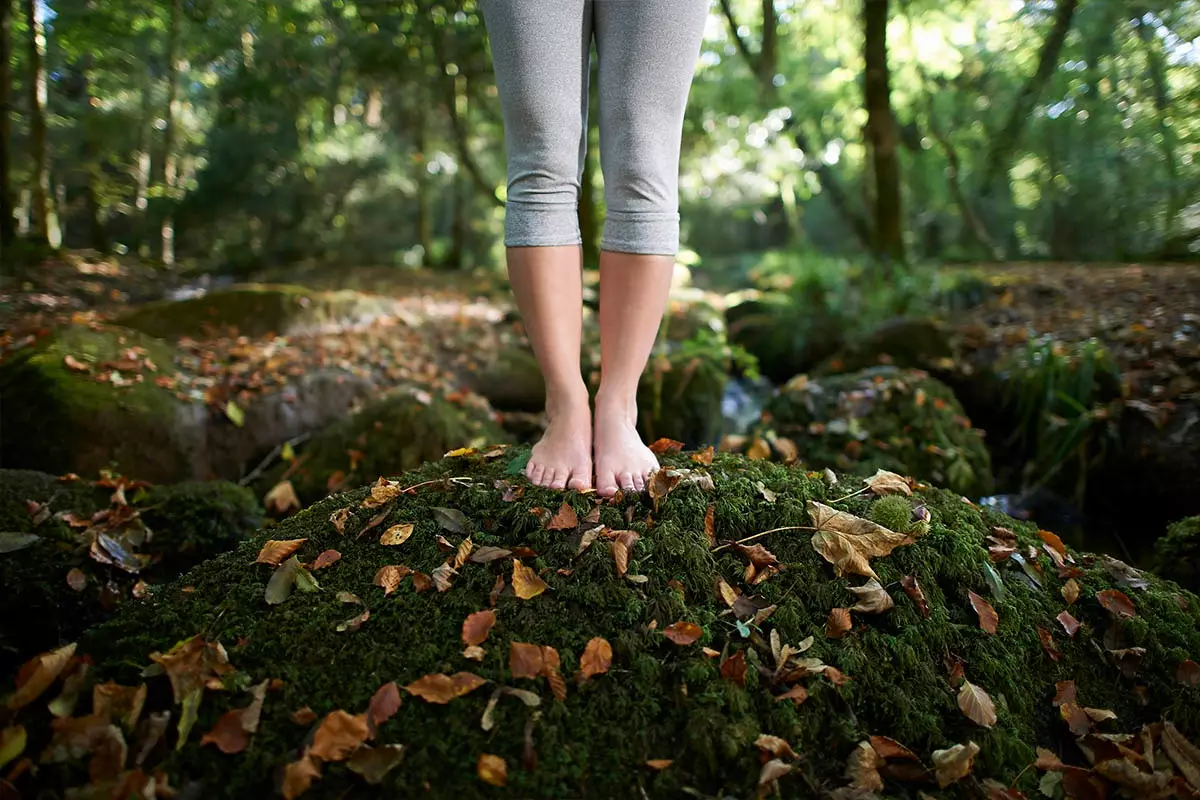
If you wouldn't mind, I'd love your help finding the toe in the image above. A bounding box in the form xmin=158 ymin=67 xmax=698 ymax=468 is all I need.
xmin=527 ymin=462 xmax=546 ymax=486
xmin=617 ymin=471 xmax=636 ymax=492
xmin=632 ymin=472 xmax=647 ymax=492
xmin=548 ymin=469 xmax=567 ymax=490
xmin=595 ymin=468 xmax=618 ymax=497
xmin=567 ymin=469 xmax=592 ymax=491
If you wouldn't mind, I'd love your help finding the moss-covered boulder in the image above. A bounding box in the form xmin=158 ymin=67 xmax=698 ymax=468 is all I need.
xmin=1154 ymin=516 xmax=1200 ymax=594
xmin=815 ymin=318 xmax=954 ymax=376
xmin=115 ymin=284 xmax=398 ymax=339
xmin=760 ymin=367 xmax=993 ymax=498
xmin=470 ymin=348 xmax=545 ymax=413
xmin=257 ymin=387 xmax=509 ymax=506
xmin=0 ymin=470 xmax=261 ymax=673
xmin=637 ymin=345 xmax=729 ymax=447
xmin=11 ymin=451 xmax=1199 ymax=798
xmin=726 ymin=295 xmax=835 ymax=383
xmin=0 ymin=324 xmax=205 ymax=482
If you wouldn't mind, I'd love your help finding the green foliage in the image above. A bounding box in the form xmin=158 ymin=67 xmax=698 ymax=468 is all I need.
xmin=1153 ymin=516 xmax=1200 ymax=594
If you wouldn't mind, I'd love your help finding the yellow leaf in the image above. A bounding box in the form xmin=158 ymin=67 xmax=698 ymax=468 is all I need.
xmin=379 ymin=524 xmax=414 ymax=546
xmin=932 ymin=741 xmax=979 ymax=788
xmin=264 ymin=480 xmax=301 ymax=515
xmin=808 ymin=501 xmax=914 ymax=579
xmin=7 ymin=643 xmax=76 ymax=710
xmin=478 ymin=753 xmax=507 ymax=786
xmin=511 ymin=560 xmax=548 ymax=600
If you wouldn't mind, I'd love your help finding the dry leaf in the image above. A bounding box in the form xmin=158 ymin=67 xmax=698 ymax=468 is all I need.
xmin=431 ymin=562 xmax=458 ymax=592
xmin=1052 ymin=681 xmax=1077 ymax=706
xmin=691 ymin=446 xmax=715 ymax=465
xmin=1039 ymin=627 xmax=1062 ymax=662
xmin=808 ymin=501 xmax=914 ymax=579
xmin=579 ymin=638 xmax=613 ymax=680
xmin=254 ymin=539 xmax=307 ymax=566
xmin=309 ymin=710 xmax=369 ymax=762
xmin=758 ymin=758 xmax=794 ymax=788
xmin=733 ymin=542 xmax=781 ymax=585
xmin=452 ymin=539 xmax=475 ymax=570
xmin=746 ymin=437 xmax=771 ymax=461
xmin=704 ymin=504 xmax=716 ymax=548
xmin=1062 ymin=578 xmax=1080 ymax=605
xmin=1177 ymin=660 xmax=1200 ymax=687
xmin=547 ymin=502 xmax=578 ymax=530
xmin=432 ymin=506 xmax=470 ymax=534
xmin=412 ymin=572 xmax=433 ymax=592
xmin=1038 ymin=529 xmax=1068 ymax=558
xmin=264 ymin=481 xmax=301 ymax=515
xmin=774 ymin=685 xmax=808 ymax=705
xmin=199 ymin=681 xmax=268 ymax=755
xmin=7 ymin=643 xmax=76 ymax=710
xmin=462 ymin=610 xmax=496 ymax=647
xmin=1161 ymin=722 xmax=1200 ymax=790
xmin=846 ymin=740 xmax=884 ymax=792
xmin=470 ymin=546 xmax=512 ymax=563
xmin=366 ymin=682 xmax=401 ymax=736
xmin=649 ymin=438 xmax=685 ymax=455
xmin=968 ymin=590 xmax=999 ymax=634
xmin=611 ymin=530 xmax=640 ymax=577
xmin=756 ymin=735 xmax=799 ymax=760
xmin=512 ymin=560 xmax=548 ymax=600
xmin=663 ymin=621 xmax=703 ymax=646
xmin=488 ymin=574 xmax=505 ymax=606
xmin=1060 ymin=702 xmax=1092 ymax=736
xmin=1096 ymin=589 xmax=1136 ymax=619
xmin=865 ymin=469 xmax=913 ymax=496
xmin=362 ymin=478 xmax=403 ymax=509
xmin=478 ymin=753 xmax=507 ymax=787
xmin=379 ymin=524 xmax=414 ymax=546
xmin=463 ymin=646 xmax=486 ymax=661
xmin=281 ymin=753 xmax=322 ymax=800
xmin=66 ymin=568 xmax=86 ymax=592
xmin=848 ymin=579 xmax=894 ymax=614
xmin=373 ymin=565 xmax=411 ymax=596
xmin=720 ymin=650 xmax=747 ymax=686
xmin=310 ymin=550 xmax=341 ymax=571
xmin=647 ymin=470 xmax=682 ymax=509
xmin=932 ymin=741 xmax=979 ymax=788
xmin=509 ymin=643 xmax=545 ymax=680
xmin=900 ymin=575 xmax=930 ymax=618
xmin=404 ymin=673 xmax=486 ymax=704
xmin=826 ymin=608 xmax=852 ymax=639
xmin=646 ymin=758 xmax=674 ymax=770
xmin=347 ymin=743 xmax=405 ymax=785
xmin=770 ymin=436 xmax=800 ymax=463
xmin=958 ymin=680 xmax=997 ymax=728
xmin=1057 ymin=610 xmax=1081 ymax=637
xmin=541 ymin=646 xmax=567 ymax=701
xmin=716 ymin=577 xmax=739 ymax=607
xmin=329 ymin=507 xmax=352 ymax=534
xmin=870 ymin=735 xmax=921 ymax=762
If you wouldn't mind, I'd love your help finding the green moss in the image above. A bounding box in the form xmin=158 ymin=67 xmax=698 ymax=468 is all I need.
xmin=16 ymin=451 xmax=1193 ymax=799
xmin=637 ymin=346 xmax=728 ymax=447
xmin=1153 ymin=516 xmax=1200 ymax=593
xmin=0 ymin=470 xmax=261 ymax=674
xmin=759 ymin=367 xmax=994 ymax=497
xmin=257 ymin=386 xmax=510 ymax=506
xmin=0 ymin=324 xmax=192 ymax=481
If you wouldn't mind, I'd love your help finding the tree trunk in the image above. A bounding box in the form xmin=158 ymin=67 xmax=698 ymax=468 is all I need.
xmin=157 ymin=0 xmax=182 ymax=265
xmin=981 ymin=0 xmax=1080 ymax=193
xmin=862 ymin=0 xmax=904 ymax=264
xmin=22 ymin=0 xmax=56 ymax=247
xmin=0 ymin=0 xmax=14 ymax=247
xmin=757 ymin=0 xmax=778 ymax=89
xmin=1134 ymin=12 xmax=1179 ymax=240
xmin=76 ymin=56 xmax=108 ymax=252
xmin=415 ymin=103 xmax=433 ymax=263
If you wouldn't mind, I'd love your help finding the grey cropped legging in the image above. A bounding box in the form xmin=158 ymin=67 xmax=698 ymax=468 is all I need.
xmin=480 ymin=0 xmax=710 ymax=256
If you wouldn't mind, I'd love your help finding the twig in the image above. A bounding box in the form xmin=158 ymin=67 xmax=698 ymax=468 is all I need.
xmin=713 ymin=526 xmax=817 ymax=552
xmin=238 ymin=433 xmax=312 ymax=487
xmin=829 ymin=486 xmax=869 ymax=504
xmin=398 ymin=476 xmax=474 ymax=494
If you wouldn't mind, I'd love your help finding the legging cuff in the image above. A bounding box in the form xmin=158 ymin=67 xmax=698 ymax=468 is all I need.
xmin=600 ymin=210 xmax=679 ymax=256
xmin=504 ymin=200 xmax=582 ymax=248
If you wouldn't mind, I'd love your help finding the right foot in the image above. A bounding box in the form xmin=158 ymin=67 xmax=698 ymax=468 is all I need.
xmin=526 ymin=389 xmax=593 ymax=491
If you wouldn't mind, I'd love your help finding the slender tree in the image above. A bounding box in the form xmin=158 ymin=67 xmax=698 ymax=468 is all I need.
xmin=862 ymin=0 xmax=904 ymax=263
xmin=0 ymin=0 xmax=13 ymax=248
xmin=155 ymin=0 xmax=182 ymax=265
xmin=22 ymin=0 xmax=56 ymax=246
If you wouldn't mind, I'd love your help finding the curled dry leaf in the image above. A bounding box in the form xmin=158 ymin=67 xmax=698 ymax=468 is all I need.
xmin=254 ymin=539 xmax=307 ymax=566
xmin=932 ymin=741 xmax=980 ymax=788
xmin=1057 ymin=610 xmax=1081 ymax=637
xmin=900 ymin=575 xmax=930 ymax=618
xmin=463 ymin=645 xmax=486 ymax=661
xmin=968 ymin=590 xmax=999 ymax=634
xmin=310 ymin=550 xmax=341 ymax=571
xmin=512 ymin=560 xmax=548 ymax=600
xmin=865 ymin=469 xmax=913 ymax=496
xmin=309 ymin=710 xmax=369 ymax=762
xmin=808 ymin=501 xmax=914 ymax=580
xmin=826 ymin=608 xmax=853 ymax=639
xmin=957 ymin=680 xmax=997 ymax=728
xmin=329 ymin=507 xmax=352 ymax=535
xmin=462 ymin=610 xmax=496 ymax=647
xmin=774 ymin=685 xmax=808 ymax=705
xmin=281 ymin=753 xmax=322 ymax=800
xmin=432 ymin=506 xmax=470 ymax=534
xmin=1161 ymin=722 xmax=1200 ymax=791
xmin=1062 ymin=578 xmax=1080 ymax=605
xmin=647 ymin=469 xmax=683 ymax=510
xmin=663 ymin=621 xmax=703 ymax=646
xmin=649 ymin=438 xmax=685 ymax=455
xmin=366 ymin=682 xmax=401 ymax=736
xmin=362 ymin=478 xmax=403 ymax=509
xmin=579 ymin=637 xmax=613 ymax=680
xmin=1096 ymin=589 xmax=1137 ymax=619
xmin=704 ymin=504 xmax=716 ymax=549
xmin=1038 ymin=628 xmax=1062 ymax=662
xmin=758 ymin=758 xmax=794 ymax=788
xmin=755 ymin=735 xmax=799 ymax=761
xmin=546 ymin=502 xmax=578 ymax=530
xmin=373 ymin=565 xmax=411 ymax=596
xmin=404 ymin=672 xmax=487 ymax=704
xmin=200 ymin=680 xmax=268 ymax=755
xmin=611 ymin=530 xmax=640 ymax=577
xmin=845 ymin=740 xmax=884 ymax=792
xmin=412 ymin=572 xmax=433 ymax=593
xmin=453 ymin=539 xmax=475 ymax=570
xmin=379 ymin=524 xmax=414 ymax=546
xmin=848 ymin=579 xmax=894 ymax=614
xmin=7 ymin=643 xmax=77 ymax=711
xmin=478 ymin=753 xmax=507 ymax=787
xmin=542 ymin=646 xmax=567 ymax=702
xmin=1038 ymin=530 xmax=1068 ymax=559
xmin=691 ymin=445 xmax=715 ymax=465
xmin=733 ymin=542 xmax=781 ymax=585
xmin=431 ymin=562 xmax=458 ymax=592
xmin=1060 ymin=702 xmax=1092 ymax=736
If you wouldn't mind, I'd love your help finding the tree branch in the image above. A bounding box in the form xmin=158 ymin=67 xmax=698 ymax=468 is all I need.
xmin=718 ymin=0 xmax=759 ymax=74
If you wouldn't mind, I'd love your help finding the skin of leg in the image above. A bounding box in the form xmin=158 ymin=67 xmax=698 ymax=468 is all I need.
xmin=480 ymin=0 xmax=594 ymax=490
xmin=591 ymin=0 xmax=709 ymax=496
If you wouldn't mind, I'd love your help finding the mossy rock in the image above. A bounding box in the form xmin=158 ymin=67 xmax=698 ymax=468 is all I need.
xmin=18 ymin=451 xmax=1198 ymax=798
xmin=258 ymin=387 xmax=509 ymax=506
xmin=638 ymin=347 xmax=728 ymax=447
xmin=115 ymin=284 xmax=396 ymax=340
xmin=1153 ymin=516 xmax=1200 ymax=594
xmin=0 ymin=324 xmax=204 ymax=482
xmin=763 ymin=367 xmax=993 ymax=498
xmin=0 ymin=470 xmax=261 ymax=673
xmin=471 ymin=349 xmax=545 ymax=413
xmin=727 ymin=296 xmax=838 ymax=383
xmin=815 ymin=318 xmax=954 ymax=376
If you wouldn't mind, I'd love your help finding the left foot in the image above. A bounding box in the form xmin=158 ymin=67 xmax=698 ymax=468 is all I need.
xmin=593 ymin=393 xmax=658 ymax=497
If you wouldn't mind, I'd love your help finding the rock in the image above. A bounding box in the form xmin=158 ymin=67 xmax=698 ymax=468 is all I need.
xmin=638 ymin=346 xmax=729 ymax=446
xmin=115 ymin=284 xmax=398 ymax=339
xmin=471 ymin=348 xmax=545 ymax=413
xmin=257 ymin=386 xmax=509 ymax=506
xmin=21 ymin=451 xmax=1196 ymax=798
xmin=1153 ymin=516 xmax=1200 ymax=594
xmin=727 ymin=295 xmax=836 ymax=383
xmin=816 ymin=318 xmax=954 ymax=376
xmin=0 ymin=469 xmax=260 ymax=672
xmin=760 ymin=367 xmax=993 ymax=497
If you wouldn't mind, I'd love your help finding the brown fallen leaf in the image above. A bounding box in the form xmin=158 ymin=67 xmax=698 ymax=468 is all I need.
xmin=7 ymin=643 xmax=77 ymax=710
xmin=1178 ymin=660 xmax=1200 ymax=687
xmin=968 ymin=590 xmax=998 ymax=634
xmin=865 ymin=469 xmax=913 ymax=497
xmin=509 ymin=642 xmax=545 ymax=680
xmin=309 ymin=710 xmax=369 ymax=762
xmin=1053 ymin=681 xmax=1077 ymax=706
xmin=1057 ymin=610 xmax=1081 ymax=637
xmin=265 ymin=481 xmax=302 ymax=515
xmin=347 ymin=743 xmax=406 ymax=785
xmin=379 ymin=524 xmax=414 ymax=546
xmin=65 ymin=568 xmax=87 ymax=592
xmin=611 ymin=530 xmax=640 ymax=577
xmin=431 ymin=562 xmax=458 ymax=592
xmin=1060 ymin=702 xmax=1092 ymax=736
xmin=1161 ymin=722 xmax=1200 ymax=791
xmin=462 ymin=610 xmax=496 ymax=647
xmin=900 ymin=575 xmax=930 ymax=618
xmin=932 ymin=741 xmax=979 ymax=788
xmin=770 ymin=436 xmax=800 ymax=463
xmin=648 ymin=438 xmax=685 ymax=455
xmin=704 ymin=504 xmax=716 ymax=548
xmin=91 ymin=682 xmax=147 ymax=730
xmin=733 ymin=542 xmax=781 ymax=585
xmin=1062 ymin=578 xmax=1080 ymax=605
xmin=541 ymin=646 xmax=567 ymax=701
xmin=412 ymin=572 xmax=433 ymax=592
xmin=512 ymin=560 xmax=548 ymax=600
xmin=808 ymin=500 xmax=914 ymax=579
xmin=958 ymin=680 xmax=997 ymax=728
xmin=362 ymin=478 xmax=402 ymax=509
xmin=846 ymin=740 xmax=884 ymax=792
xmin=404 ymin=673 xmax=487 ymax=704
xmin=716 ymin=577 xmax=739 ymax=607
xmin=1038 ymin=530 xmax=1068 ymax=559
xmin=663 ymin=621 xmax=703 ymax=646
xmin=281 ymin=752 xmax=322 ymax=800
xmin=478 ymin=753 xmax=507 ymax=787
xmin=826 ymin=608 xmax=853 ymax=639
xmin=200 ymin=680 xmax=268 ymax=755
xmin=647 ymin=469 xmax=682 ymax=510
xmin=373 ymin=565 xmax=411 ymax=596
xmin=254 ymin=539 xmax=307 ymax=566
xmin=546 ymin=502 xmax=578 ymax=530
xmin=463 ymin=645 xmax=486 ymax=661
xmin=691 ymin=446 xmax=715 ymax=465
xmin=1096 ymin=589 xmax=1136 ymax=619
xmin=720 ymin=650 xmax=747 ymax=686
xmin=870 ymin=735 xmax=921 ymax=762
xmin=756 ymin=734 xmax=799 ymax=760
xmin=470 ymin=546 xmax=512 ymax=563
xmin=579 ymin=637 xmax=613 ymax=680
xmin=1038 ymin=627 xmax=1062 ymax=662
xmin=775 ymin=685 xmax=808 ymax=705
xmin=848 ymin=579 xmax=894 ymax=614
xmin=310 ymin=550 xmax=341 ymax=571
xmin=290 ymin=706 xmax=317 ymax=726
xmin=746 ymin=437 xmax=772 ymax=461
xmin=645 ymin=758 xmax=674 ymax=770
xmin=366 ymin=682 xmax=401 ymax=737
xmin=329 ymin=507 xmax=352 ymax=535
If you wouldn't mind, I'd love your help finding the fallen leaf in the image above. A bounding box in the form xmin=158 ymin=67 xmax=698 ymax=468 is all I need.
xmin=453 ymin=538 xmax=475 ymax=570
xmin=1038 ymin=627 xmax=1062 ymax=662
xmin=1108 ymin=647 xmax=1145 ymax=678
xmin=488 ymin=574 xmax=505 ymax=606
xmin=756 ymin=735 xmax=799 ymax=760
xmin=310 ymin=550 xmax=341 ymax=571
xmin=716 ymin=577 xmax=739 ymax=607
xmin=968 ymin=590 xmax=998 ymax=634
xmin=649 ymin=438 xmax=684 ymax=454
xmin=264 ymin=480 xmax=301 ymax=515
xmin=865 ymin=469 xmax=913 ymax=496
xmin=1096 ymin=589 xmax=1136 ymax=619
xmin=646 ymin=758 xmax=674 ymax=770
xmin=412 ymin=572 xmax=433 ymax=592
xmin=200 ymin=680 xmax=268 ymax=754
xmin=379 ymin=524 xmax=414 ymax=546
xmin=611 ymin=530 xmax=640 ymax=577
xmin=7 ymin=643 xmax=77 ymax=710
xmin=1060 ymin=702 xmax=1092 ymax=736
xmin=846 ymin=740 xmax=884 ymax=792
xmin=704 ymin=504 xmax=716 ymax=548
xmin=373 ymin=565 xmax=411 ymax=595
xmin=362 ymin=478 xmax=402 ymax=509
xmin=774 ymin=685 xmax=808 ymax=705
xmin=848 ymin=579 xmax=894 ymax=614
xmin=958 ymin=680 xmax=997 ymax=728
xmin=808 ymin=500 xmax=914 ymax=579
xmin=826 ymin=608 xmax=853 ymax=638
xmin=1053 ymin=681 xmax=1077 ymax=706
xmin=462 ymin=610 xmax=496 ymax=647
xmin=329 ymin=507 xmax=352 ymax=535
xmin=281 ymin=752 xmax=322 ymax=799
xmin=758 ymin=758 xmax=794 ymax=788
xmin=347 ymin=743 xmax=405 ymax=784
xmin=540 ymin=646 xmax=567 ymax=701
xmin=463 ymin=645 xmax=486 ymax=661
xmin=932 ymin=741 xmax=980 ymax=788
xmin=1161 ymin=722 xmax=1200 ymax=790
xmin=691 ymin=446 xmax=715 ymax=465
xmin=1038 ymin=530 xmax=1067 ymax=559
xmin=1178 ymin=660 xmax=1200 ymax=687
xmin=720 ymin=650 xmax=747 ymax=686
xmin=579 ymin=638 xmax=613 ymax=680
xmin=431 ymin=562 xmax=458 ymax=592
xmin=1057 ymin=610 xmax=1081 ymax=637
xmin=870 ymin=735 xmax=921 ymax=762
xmin=746 ymin=437 xmax=772 ymax=461
xmin=432 ymin=507 xmax=470 ymax=534
xmin=755 ymin=481 xmax=777 ymax=503
xmin=255 ymin=539 xmax=307 ymax=566
xmin=509 ymin=643 xmax=545 ymax=680
xmin=265 ymin=556 xmax=303 ymax=605
xmin=309 ymin=710 xmax=369 ymax=762
xmin=470 ymin=546 xmax=512 ymax=563
xmin=404 ymin=673 xmax=487 ymax=704
xmin=647 ymin=469 xmax=682 ymax=510
xmin=66 ymin=568 xmax=87 ymax=592
xmin=1062 ymin=578 xmax=1080 ymax=605
xmin=1101 ymin=555 xmax=1150 ymax=591
xmin=770 ymin=436 xmax=800 ymax=463
xmin=91 ymin=682 xmax=146 ymax=731
xmin=663 ymin=621 xmax=703 ymax=646
xmin=0 ymin=726 xmax=26 ymax=772
xmin=732 ymin=542 xmax=781 ymax=585
xmin=900 ymin=575 xmax=930 ymax=618
xmin=291 ymin=707 xmax=317 ymax=725
xmin=546 ymin=502 xmax=578 ymax=530
xmin=512 ymin=560 xmax=548 ymax=600
xmin=478 ymin=753 xmax=507 ymax=786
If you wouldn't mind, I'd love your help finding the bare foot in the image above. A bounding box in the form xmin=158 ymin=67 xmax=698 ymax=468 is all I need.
xmin=593 ymin=394 xmax=658 ymax=497
xmin=527 ymin=388 xmax=593 ymax=491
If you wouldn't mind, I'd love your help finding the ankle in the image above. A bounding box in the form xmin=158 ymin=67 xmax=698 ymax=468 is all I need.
xmin=545 ymin=380 xmax=590 ymax=419
xmin=594 ymin=388 xmax=638 ymax=425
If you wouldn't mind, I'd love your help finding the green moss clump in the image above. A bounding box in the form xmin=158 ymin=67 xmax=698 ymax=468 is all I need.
xmin=1153 ymin=516 xmax=1200 ymax=593
xmin=0 ymin=324 xmax=195 ymax=482
xmin=258 ymin=386 xmax=509 ymax=506
xmin=760 ymin=367 xmax=994 ymax=497
xmin=0 ymin=470 xmax=261 ymax=673
xmin=868 ymin=494 xmax=913 ymax=533
xmin=16 ymin=451 xmax=1195 ymax=799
